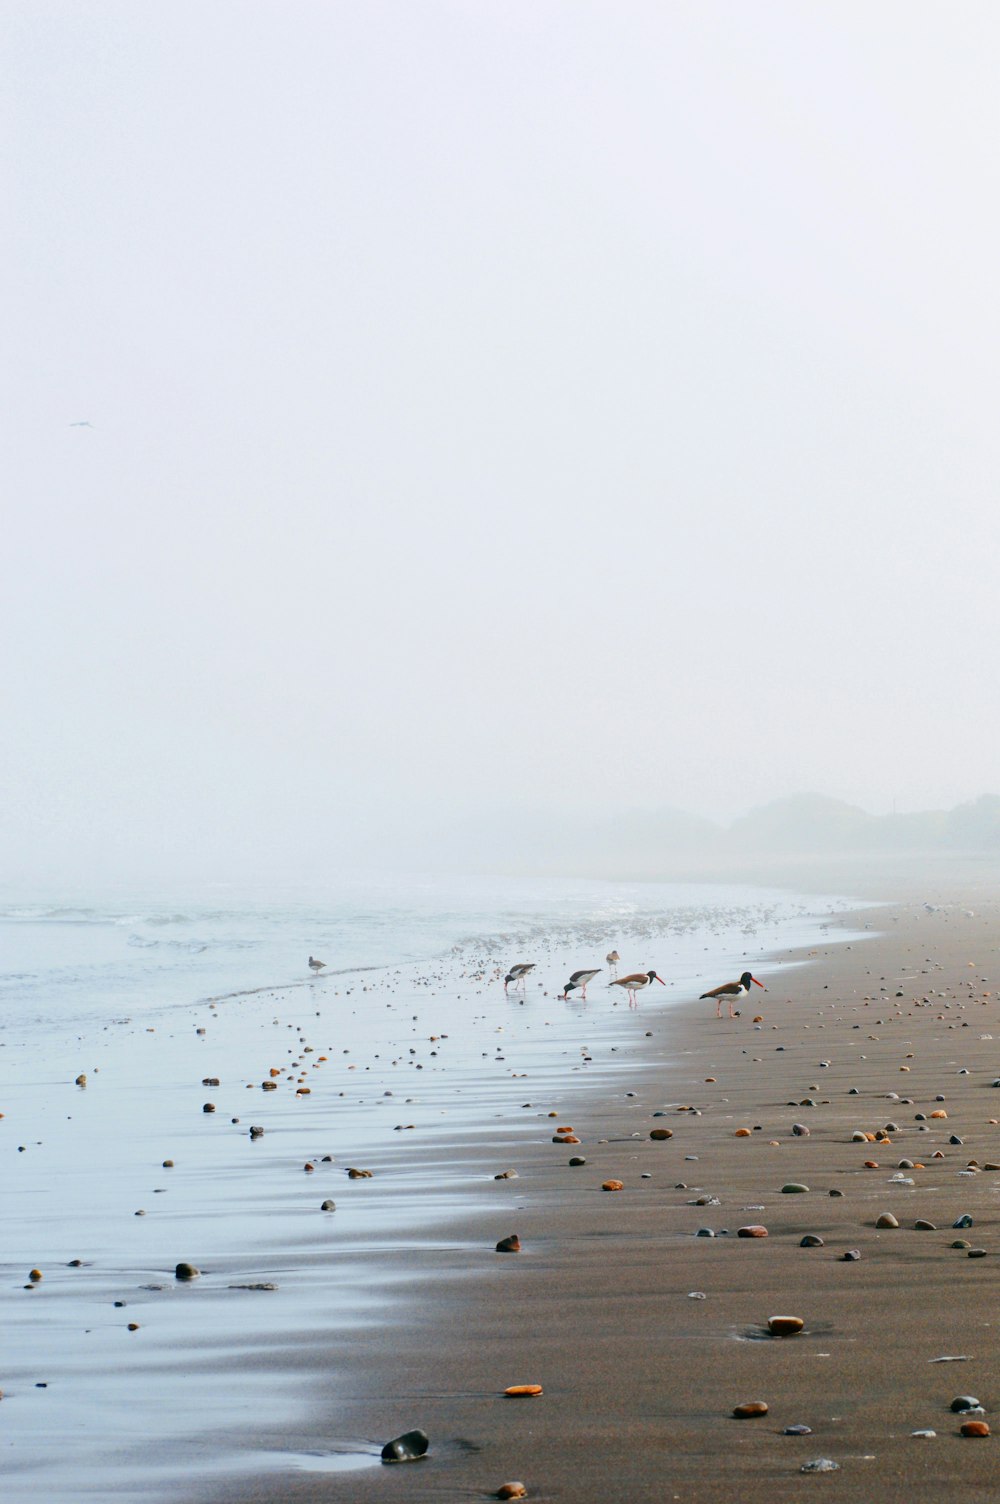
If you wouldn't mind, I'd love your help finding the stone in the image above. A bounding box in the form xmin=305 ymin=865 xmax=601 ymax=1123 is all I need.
xmin=568 ymin=1157 xmax=586 ymax=1166
xmin=737 ymin=1226 xmax=768 ymax=1238
xmin=496 ymin=1235 xmax=521 ymax=1253
xmin=175 ymin=1263 xmax=199 ymax=1280
xmin=497 ymin=1485 xmax=527 ymax=1500
xmin=202 ymin=1077 xmax=220 ymax=1087
xmin=554 ymin=1134 xmax=580 ymax=1144
xmin=381 ymin=1429 xmax=429 ymax=1462
xmin=800 ymin=1459 xmax=839 ymax=1473
xmin=650 ymin=1128 xmax=673 ymax=1140
xmin=784 ymin=1424 xmax=813 ymax=1435
xmin=781 ymin=1183 xmax=809 ymax=1194
xmin=792 ymin=1123 xmax=810 ymax=1136
xmin=968 ymin=1248 xmax=988 ymax=1258
xmin=696 ymin=1228 xmax=715 ymax=1238
xmin=961 ymin=1421 xmax=990 ymax=1437
xmin=601 ymin=1180 xmax=624 ymax=1192
xmin=504 ymin=1385 xmax=543 ymax=1397
xmin=494 ymin=1169 xmax=518 ymax=1179
xmin=734 ymin=1128 xmax=752 ymax=1137
xmin=953 ymin=1214 xmax=974 ymax=1228
xmin=842 ymin=1248 xmax=861 ymax=1260
xmin=202 ymin=1102 xmax=216 ymax=1113
xmin=347 ymin=1167 xmax=373 ymax=1178
xmin=911 ymin=1429 xmax=936 ymax=1438
xmin=320 ymin=1200 xmax=336 ymax=1211
xmin=249 ymin=1126 xmax=264 ymax=1138
xmin=875 ymin=1213 xmax=899 ymax=1228
xmin=768 ymin=1315 xmax=805 ymax=1336
xmin=733 ymin=1401 xmax=768 ymax=1418
xmin=74 ymin=1074 xmax=87 ymax=1087
xmin=950 ymin=1396 xmax=981 ymax=1411
xmin=800 ymin=1235 xmax=824 ymax=1247
xmin=915 ymin=1219 xmax=936 ymax=1231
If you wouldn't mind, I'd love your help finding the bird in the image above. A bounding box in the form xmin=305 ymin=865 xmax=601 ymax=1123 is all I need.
xmin=609 ymin=970 xmax=665 ymax=1006
xmin=606 ymin=949 xmax=620 ymax=978
xmin=560 ymin=968 xmax=601 ymax=999
xmin=308 ymin=956 xmax=326 ymax=974
xmin=699 ymin=970 xmax=765 ymax=1018
xmin=503 ymin=963 xmax=535 ymax=993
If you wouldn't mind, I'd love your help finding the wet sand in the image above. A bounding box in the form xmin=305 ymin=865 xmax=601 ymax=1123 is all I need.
xmin=198 ymin=896 xmax=1000 ymax=1503
xmin=8 ymin=890 xmax=1000 ymax=1501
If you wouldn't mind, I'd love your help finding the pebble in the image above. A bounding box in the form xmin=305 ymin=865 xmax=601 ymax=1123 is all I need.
xmin=733 ymin=1401 xmax=768 ymax=1418
xmin=961 ymin=1421 xmax=990 ymax=1437
xmin=650 ymin=1128 xmax=673 ymax=1140
xmin=875 ymin=1213 xmax=899 ymax=1228
xmin=737 ymin=1226 xmax=768 ymax=1238
xmin=381 ymin=1429 xmax=429 ymax=1462
xmin=800 ymin=1458 xmax=839 ymax=1473
xmin=768 ymin=1315 xmax=805 ymax=1336
xmin=601 ymin=1180 xmax=624 ymax=1192
xmin=800 ymin=1235 xmax=824 ymax=1247
xmin=496 ymin=1235 xmax=521 ymax=1253
xmin=568 ymin=1157 xmax=586 ymax=1166
xmin=504 ymin=1384 xmax=543 ymax=1397
xmin=950 ymin=1396 xmax=981 ymax=1411
xmin=497 ymin=1484 xmax=527 ymax=1500
xmin=911 ymin=1429 xmax=936 ymax=1438
xmin=953 ymin=1214 xmax=974 ymax=1228
xmin=781 ymin=1183 xmax=809 ymax=1194
xmin=784 ymin=1424 xmax=812 ymax=1435
xmin=792 ymin=1124 xmax=810 ymax=1136
xmin=968 ymin=1249 xmax=988 ymax=1258
xmin=914 ymin=1219 xmax=936 ymax=1231
xmin=175 ymin=1263 xmax=200 ymax=1280
xmin=841 ymin=1248 xmax=861 ymax=1260
xmin=494 ymin=1170 xmax=518 ymax=1179
xmin=320 ymin=1200 xmax=336 ymax=1211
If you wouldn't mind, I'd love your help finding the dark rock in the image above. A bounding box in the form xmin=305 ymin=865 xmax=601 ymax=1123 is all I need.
xmin=496 ymin=1235 xmax=521 ymax=1253
xmin=381 ymin=1429 xmax=429 ymax=1463
xmin=954 ymin=1214 xmax=974 ymax=1228
xmin=842 ymin=1248 xmax=861 ymax=1261
xmin=800 ymin=1235 xmax=824 ymax=1247
xmin=174 ymin=1262 xmax=200 ymax=1280
xmin=951 ymin=1396 xmax=982 ymax=1412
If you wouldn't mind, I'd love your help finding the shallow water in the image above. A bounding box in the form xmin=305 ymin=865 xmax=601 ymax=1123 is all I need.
xmin=0 ymin=873 xmax=869 ymax=1500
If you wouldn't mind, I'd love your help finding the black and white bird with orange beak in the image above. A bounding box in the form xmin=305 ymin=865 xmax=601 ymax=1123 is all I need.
xmin=503 ymin=963 xmax=536 ymax=993
xmin=609 ymin=969 xmax=665 ymax=1006
xmin=699 ymin=970 xmax=765 ymax=1018
xmin=560 ymin=968 xmax=601 ymax=999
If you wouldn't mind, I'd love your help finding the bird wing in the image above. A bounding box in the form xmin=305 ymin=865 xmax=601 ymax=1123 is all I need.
xmin=616 ymin=972 xmax=649 ymax=986
xmin=699 ymin=981 xmax=735 ymax=998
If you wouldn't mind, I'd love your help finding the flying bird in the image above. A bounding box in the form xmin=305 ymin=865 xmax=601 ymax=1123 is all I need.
xmin=503 ymin=963 xmax=535 ymax=993
xmin=609 ymin=969 xmax=665 ymax=1006
xmin=308 ymin=956 xmax=326 ymax=974
xmin=560 ymin=968 xmax=601 ymax=999
xmin=699 ymin=970 xmax=765 ymax=1018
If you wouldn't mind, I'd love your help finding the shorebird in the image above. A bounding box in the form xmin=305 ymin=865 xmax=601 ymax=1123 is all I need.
xmin=606 ymin=950 xmax=620 ymax=978
xmin=308 ymin=956 xmax=326 ymax=974
xmin=560 ymin=968 xmax=601 ymax=999
xmin=699 ymin=970 xmax=765 ymax=1018
xmin=609 ymin=970 xmax=665 ymax=1006
xmin=503 ymin=963 xmax=535 ymax=993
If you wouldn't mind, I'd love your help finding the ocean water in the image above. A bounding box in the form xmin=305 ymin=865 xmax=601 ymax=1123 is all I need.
xmin=0 ymin=873 xmax=873 ymax=1502
xmin=0 ymin=872 xmax=865 ymax=1041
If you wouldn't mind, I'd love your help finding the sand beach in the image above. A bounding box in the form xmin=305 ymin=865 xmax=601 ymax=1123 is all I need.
xmin=6 ymin=880 xmax=1000 ymax=1502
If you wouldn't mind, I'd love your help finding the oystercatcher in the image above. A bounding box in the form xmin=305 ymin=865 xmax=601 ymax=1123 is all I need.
xmin=308 ymin=956 xmax=326 ymax=974
xmin=699 ymin=970 xmax=765 ymax=1018
xmin=609 ymin=970 xmax=665 ymax=1006
xmin=560 ymin=968 xmax=601 ymax=999
xmin=503 ymin=963 xmax=535 ymax=993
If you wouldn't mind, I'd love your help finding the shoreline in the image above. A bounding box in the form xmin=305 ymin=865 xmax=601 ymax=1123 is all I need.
xmin=195 ymin=892 xmax=1000 ymax=1504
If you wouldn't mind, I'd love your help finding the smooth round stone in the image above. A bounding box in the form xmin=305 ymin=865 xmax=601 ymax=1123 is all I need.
xmin=504 ymin=1385 xmax=543 ymax=1398
xmin=568 ymin=1157 xmax=586 ymax=1166
xmin=497 ymin=1485 xmax=528 ymax=1500
xmin=768 ymin=1315 xmax=805 ymax=1336
xmin=696 ymin=1228 xmax=716 ymax=1238
xmin=792 ymin=1124 xmax=810 ymax=1136
xmin=737 ymin=1225 xmax=768 ymax=1238
xmin=800 ymin=1234 xmax=824 ymax=1247
xmin=952 ymin=1239 xmax=972 ymax=1249
xmin=800 ymin=1458 xmax=839 ymax=1473
xmin=911 ymin=1429 xmax=936 ymax=1438
xmin=875 ymin=1213 xmax=899 ymax=1229
xmin=601 ymin=1180 xmax=624 ymax=1192
xmin=174 ymin=1262 xmax=199 ymax=1280
xmin=953 ymin=1214 xmax=974 ymax=1228
xmin=829 ymin=1188 xmax=844 ymax=1197
xmin=968 ymin=1248 xmax=988 ymax=1258
xmin=381 ymin=1429 xmax=429 ymax=1462
xmin=784 ymin=1424 xmax=813 ymax=1435
xmin=495 ymin=1235 xmax=521 ymax=1253
xmin=733 ymin=1400 xmax=768 ymax=1418
xmin=914 ymin=1219 xmax=937 ymax=1231
xmin=950 ymin=1396 xmax=982 ymax=1412
xmin=950 ymin=1135 xmax=964 ymax=1145
xmin=320 ymin=1199 xmax=336 ymax=1211
xmin=898 ymin=1159 xmax=914 ymax=1169
xmin=851 ymin=1131 xmax=868 ymax=1142
xmin=781 ymin=1183 xmax=809 ymax=1194
xmin=650 ymin=1128 xmax=673 ymax=1140
xmin=961 ymin=1421 xmax=990 ymax=1437
xmin=842 ymin=1248 xmax=862 ymax=1261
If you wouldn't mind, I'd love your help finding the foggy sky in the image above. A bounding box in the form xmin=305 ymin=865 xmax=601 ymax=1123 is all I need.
xmin=4 ymin=2 xmax=1000 ymax=884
